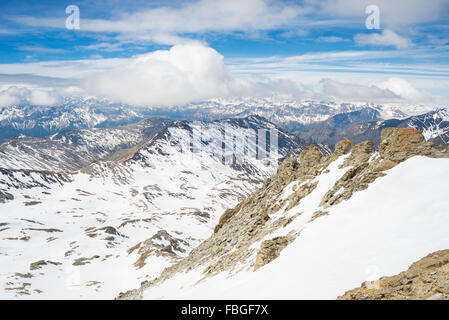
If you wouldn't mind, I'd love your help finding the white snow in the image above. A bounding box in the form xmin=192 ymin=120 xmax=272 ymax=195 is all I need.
xmin=141 ymin=156 xmax=449 ymax=299
xmin=0 ymin=117 xmax=284 ymax=299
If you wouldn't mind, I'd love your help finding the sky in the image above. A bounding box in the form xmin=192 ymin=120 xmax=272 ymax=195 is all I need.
xmin=0 ymin=0 xmax=448 ymax=107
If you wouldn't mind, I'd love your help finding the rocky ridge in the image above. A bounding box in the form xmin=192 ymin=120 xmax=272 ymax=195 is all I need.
xmin=338 ymin=249 xmax=449 ymax=300
xmin=116 ymin=127 xmax=449 ymax=300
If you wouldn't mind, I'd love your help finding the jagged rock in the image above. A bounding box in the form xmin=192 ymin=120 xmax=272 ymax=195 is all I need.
xmin=128 ymin=230 xmax=189 ymax=269
xmin=29 ymin=260 xmax=61 ymax=270
xmin=342 ymin=141 xmax=373 ymax=168
xmin=334 ymin=139 xmax=353 ymax=155
xmin=275 ymin=156 xmax=299 ymax=183
xmin=73 ymin=255 xmax=100 ymax=266
xmin=309 ymin=210 xmax=329 ymax=222
xmin=254 ymin=236 xmax=292 ymax=271
xmin=0 ymin=190 xmax=14 ymax=203
xmin=299 ymin=145 xmax=322 ymax=168
xmin=322 ymin=128 xmax=449 ymax=208
xmin=379 ymin=128 xmax=441 ymax=162
xmin=214 ymin=193 xmax=256 ymax=233
xmin=373 ymin=159 xmax=398 ymax=172
xmin=338 ymin=250 xmax=449 ymax=300
xmin=285 ymin=181 xmax=318 ymax=211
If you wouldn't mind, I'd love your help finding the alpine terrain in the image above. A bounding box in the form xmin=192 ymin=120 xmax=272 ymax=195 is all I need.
xmin=0 ymin=115 xmax=300 ymax=298
xmin=116 ymin=127 xmax=449 ymax=300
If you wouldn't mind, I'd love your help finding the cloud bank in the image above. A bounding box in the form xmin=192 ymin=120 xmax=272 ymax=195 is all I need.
xmin=1 ymin=45 xmax=445 ymax=107
xmin=85 ymin=44 xmax=231 ymax=106
xmin=84 ymin=44 xmax=304 ymax=106
xmin=321 ymin=77 xmax=438 ymax=104
xmin=0 ymin=86 xmax=58 ymax=107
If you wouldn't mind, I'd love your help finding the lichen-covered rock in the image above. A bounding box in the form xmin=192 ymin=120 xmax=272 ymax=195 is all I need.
xmin=299 ymin=145 xmax=322 ymax=168
xmin=254 ymin=236 xmax=292 ymax=271
xmin=322 ymin=128 xmax=449 ymax=208
xmin=334 ymin=139 xmax=353 ymax=156
xmin=379 ymin=128 xmax=445 ymax=162
xmin=338 ymin=250 xmax=449 ymax=300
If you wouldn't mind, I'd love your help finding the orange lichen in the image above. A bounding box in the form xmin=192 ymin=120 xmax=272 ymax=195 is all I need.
xmin=396 ymin=128 xmax=422 ymax=136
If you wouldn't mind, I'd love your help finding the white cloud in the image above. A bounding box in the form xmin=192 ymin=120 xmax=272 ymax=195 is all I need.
xmin=18 ymin=46 xmax=67 ymax=54
xmin=78 ymin=42 xmax=124 ymax=52
xmin=14 ymin=0 xmax=304 ymax=45
xmin=321 ymin=78 xmax=398 ymax=102
xmin=1 ymin=45 xmax=447 ymax=106
xmin=320 ymin=77 xmax=439 ymax=104
xmin=83 ymin=44 xmax=306 ymax=106
xmin=0 ymin=86 xmax=59 ymax=107
xmin=308 ymin=0 xmax=448 ymax=27
xmin=84 ymin=44 xmax=231 ymax=106
xmin=28 ymin=89 xmax=58 ymax=105
xmin=375 ymin=77 xmax=427 ymax=101
xmin=317 ymin=36 xmax=348 ymax=43
xmin=354 ymin=30 xmax=411 ymax=49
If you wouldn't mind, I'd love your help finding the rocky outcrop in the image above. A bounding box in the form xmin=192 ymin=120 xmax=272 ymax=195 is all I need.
xmin=254 ymin=235 xmax=294 ymax=271
xmin=116 ymin=128 xmax=449 ymax=300
xmin=321 ymin=128 xmax=449 ymax=208
xmin=127 ymin=230 xmax=189 ymax=269
xmin=338 ymin=250 xmax=449 ymax=300
xmin=0 ymin=190 xmax=14 ymax=203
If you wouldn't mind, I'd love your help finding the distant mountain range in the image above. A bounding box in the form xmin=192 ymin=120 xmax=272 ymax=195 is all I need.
xmin=295 ymin=107 xmax=449 ymax=147
xmin=1 ymin=96 xmax=448 ymax=300
xmin=0 ymin=118 xmax=170 ymax=172
xmin=1 ymin=96 xmax=441 ymax=143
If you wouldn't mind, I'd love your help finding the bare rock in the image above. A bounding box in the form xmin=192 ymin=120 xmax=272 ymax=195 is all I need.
xmin=254 ymin=236 xmax=292 ymax=271
xmin=379 ymin=128 xmax=441 ymax=162
xmin=338 ymin=249 xmax=449 ymax=300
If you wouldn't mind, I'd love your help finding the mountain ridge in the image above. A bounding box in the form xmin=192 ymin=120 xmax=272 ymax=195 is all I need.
xmin=116 ymin=127 xmax=449 ymax=300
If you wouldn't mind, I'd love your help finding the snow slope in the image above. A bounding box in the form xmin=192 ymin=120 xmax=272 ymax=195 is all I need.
xmin=0 ymin=116 xmax=299 ymax=299
xmin=139 ymin=156 xmax=449 ymax=299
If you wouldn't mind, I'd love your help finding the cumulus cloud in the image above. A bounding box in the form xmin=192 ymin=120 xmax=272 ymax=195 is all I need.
xmin=354 ymin=30 xmax=411 ymax=49
xmin=0 ymin=86 xmax=59 ymax=107
xmin=85 ymin=44 xmax=231 ymax=106
xmin=84 ymin=44 xmax=304 ymax=106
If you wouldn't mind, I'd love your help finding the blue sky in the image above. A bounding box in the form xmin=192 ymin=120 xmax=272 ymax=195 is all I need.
xmin=0 ymin=0 xmax=448 ymax=106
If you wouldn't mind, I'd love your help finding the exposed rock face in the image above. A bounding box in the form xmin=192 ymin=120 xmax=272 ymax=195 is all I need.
xmin=254 ymin=235 xmax=293 ymax=271
xmin=299 ymin=145 xmax=323 ymax=168
xmin=379 ymin=128 xmax=447 ymax=163
xmin=116 ymin=128 xmax=449 ymax=300
xmin=338 ymin=250 xmax=449 ymax=300
xmin=0 ymin=190 xmax=14 ymax=203
xmin=321 ymin=128 xmax=449 ymax=208
xmin=334 ymin=139 xmax=353 ymax=155
xmin=127 ymin=230 xmax=189 ymax=269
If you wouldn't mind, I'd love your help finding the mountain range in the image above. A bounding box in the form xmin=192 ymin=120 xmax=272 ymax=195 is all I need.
xmin=117 ymin=127 xmax=449 ymax=300
xmin=1 ymin=97 xmax=448 ymax=300
xmin=0 ymin=115 xmax=301 ymax=298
